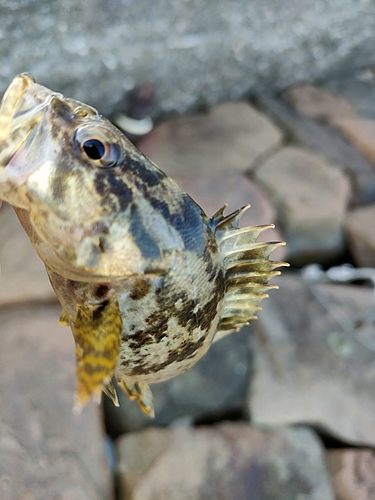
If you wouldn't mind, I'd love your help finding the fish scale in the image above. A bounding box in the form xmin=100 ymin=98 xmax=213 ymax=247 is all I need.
xmin=0 ymin=74 xmax=288 ymax=416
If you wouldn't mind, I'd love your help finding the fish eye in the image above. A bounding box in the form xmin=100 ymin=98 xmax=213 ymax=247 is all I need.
xmin=74 ymin=125 xmax=121 ymax=168
xmin=82 ymin=139 xmax=105 ymax=160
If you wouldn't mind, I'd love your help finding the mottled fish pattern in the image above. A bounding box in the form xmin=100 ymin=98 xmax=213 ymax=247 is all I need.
xmin=0 ymin=74 xmax=287 ymax=415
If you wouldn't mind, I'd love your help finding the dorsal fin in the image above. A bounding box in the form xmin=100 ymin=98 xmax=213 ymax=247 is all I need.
xmin=212 ymin=205 xmax=289 ymax=341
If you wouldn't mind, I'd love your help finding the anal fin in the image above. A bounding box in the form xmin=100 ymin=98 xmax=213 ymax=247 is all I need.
xmin=116 ymin=378 xmax=155 ymax=417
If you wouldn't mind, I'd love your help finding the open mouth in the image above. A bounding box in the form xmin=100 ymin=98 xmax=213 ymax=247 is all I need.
xmin=0 ymin=74 xmax=61 ymax=171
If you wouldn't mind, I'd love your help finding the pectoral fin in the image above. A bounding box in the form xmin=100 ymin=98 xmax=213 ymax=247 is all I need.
xmin=70 ymin=300 xmax=122 ymax=413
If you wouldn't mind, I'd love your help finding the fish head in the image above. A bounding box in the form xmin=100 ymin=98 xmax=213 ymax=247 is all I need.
xmin=0 ymin=74 xmax=183 ymax=280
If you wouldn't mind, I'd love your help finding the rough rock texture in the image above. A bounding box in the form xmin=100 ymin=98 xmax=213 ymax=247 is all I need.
xmin=1 ymin=0 xmax=375 ymax=117
xmin=334 ymin=118 xmax=375 ymax=166
xmin=326 ymin=449 xmax=375 ymax=500
xmin=281 ymin=83 xmax=359 ymax=122
xmin=253 ymin=146 xmax=351 ymax=265
xmin=0 ymin=304 xmax=113 ymax=500
xmin=257 ymin=95 xmax=375 ymax=205
xmin=345 ymin=204 xmax=375 ymax=267
xmin=138 ymin=102 xmax=283 ymax=178
xmin=104 ymin=326 xmax=253 ymax=434
xmin=117 ymin=424 xmax=335 ymax=500
xmin=250 ymin=274 xmax=375 ymax=446
xmin=0 ymin=203 xmax=55 ymax=306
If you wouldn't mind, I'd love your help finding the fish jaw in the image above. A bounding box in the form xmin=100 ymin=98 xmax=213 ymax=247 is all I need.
xmin=0 ymin=73 xmax=59 ymax=207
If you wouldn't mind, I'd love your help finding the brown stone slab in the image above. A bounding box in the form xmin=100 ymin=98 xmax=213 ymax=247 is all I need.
xmin=250 ymin=273 xmax=375 ymax=446
xmin=345 ymin=203 xmax=375 ymax=267
xmin=334 ymin=117 xmax=375 ymax=166
xmin=326 ymin=449 xmax=375 ymax=500
xmin=257 ymin=95 xmax=375 ymax=205
xmin=116 ymin=424 xmax=334 ymax=500
xmin=138 ymin=102 xmax=283 ymax=178
xmin=281 ymin=83 xmax=359 ymax=122
xmin=254 ymin=146 xmax=351 ymax=266
xmin=0 ymin=203 xmax=56 ymax=306
xmin=0 ymin=304 xmax=113 ymax=500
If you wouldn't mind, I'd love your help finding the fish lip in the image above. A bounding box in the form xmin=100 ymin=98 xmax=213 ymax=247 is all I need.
xmin=0 ymin=74 xmax=62 ymax=167
xmin=0 ymin=75 xmax=64 ymax=197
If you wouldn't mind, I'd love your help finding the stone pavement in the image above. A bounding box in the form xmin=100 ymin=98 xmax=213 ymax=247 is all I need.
xmin=2 ymin=77 xmax=375 ymax=498
xmin=0 ymin=305 xmax=113 ymax=500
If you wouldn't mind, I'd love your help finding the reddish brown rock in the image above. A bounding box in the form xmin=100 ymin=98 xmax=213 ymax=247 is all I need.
xmin=326 ymin=449 xmax=375 ymax=500
xmin=281 ymin=83 xmax=358 ymax=122
xmin=254 ymin=146 xmax=351 ymax=265
xmin=250 ymin=274 xmax=375 ymax=446
xmin=138 ymin=102 xmax=283 ymax=178
xmin=334 ymin=118 xmax=375 ymax=166
xmin=0 ymin=203 xmax=55 ymax=306
xmin=0 ymin=304 xmax=113 ymax=500
xmin=257 ymin=95 xmax=375 ymax=205
xmin=117 ymin=424 xmax=334 ymax=500
xmin=345 ymin=204 xmax=375 ymax=267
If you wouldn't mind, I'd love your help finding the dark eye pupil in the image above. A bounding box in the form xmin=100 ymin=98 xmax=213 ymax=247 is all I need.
xmin=82 ymin=139 xmax=105 ymax=160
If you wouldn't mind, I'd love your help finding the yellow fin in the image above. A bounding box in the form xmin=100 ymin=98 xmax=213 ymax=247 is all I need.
xmin=59 ymin=310 xmax=70 ymax=326
xmin=71 ymin=300 xmax=122 ymax=412
xmin=212 ymin=205 xmax=289 ymax=339
xmin=117 ymin=378 xmax=155 ymax=417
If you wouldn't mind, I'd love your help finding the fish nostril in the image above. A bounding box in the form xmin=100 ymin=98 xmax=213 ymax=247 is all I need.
xmin=51 ymin=97 xmax=74 ymax=121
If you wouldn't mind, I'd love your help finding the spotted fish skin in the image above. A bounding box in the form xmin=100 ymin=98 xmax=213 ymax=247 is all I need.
xmin=0 ymin=74 xmax=287 ymax=415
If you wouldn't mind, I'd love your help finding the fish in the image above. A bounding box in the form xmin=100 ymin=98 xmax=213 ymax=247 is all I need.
xmin=0 ymin=74 xmax=288 ymax=416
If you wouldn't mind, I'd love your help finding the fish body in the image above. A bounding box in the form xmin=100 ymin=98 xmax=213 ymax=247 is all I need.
xmin=0 ymin=74 xmax=287 ymax=415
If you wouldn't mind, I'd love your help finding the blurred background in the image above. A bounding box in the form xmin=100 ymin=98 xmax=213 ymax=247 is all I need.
xmin=1 ymin=1 xmax=375 ymax=499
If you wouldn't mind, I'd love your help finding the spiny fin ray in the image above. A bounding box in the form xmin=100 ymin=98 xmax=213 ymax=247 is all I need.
xmin=102 ymin=380 xmax=119 ymax=407
xmin=117 ymin=379 xmax=155 ymax=417
xmin=212 ymin=205 xmax=288 ymax=340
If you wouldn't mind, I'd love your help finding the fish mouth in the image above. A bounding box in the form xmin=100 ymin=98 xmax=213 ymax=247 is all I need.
xmin=0 ymin=73 xmax=63 ymax=204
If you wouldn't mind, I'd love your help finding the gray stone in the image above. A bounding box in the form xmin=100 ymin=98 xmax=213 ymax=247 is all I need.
xmin=345 ymin=204 xmax=375 ymax=267
xmin=116 ymin=423 xmax=335 ymax=500
xmin=0 ymin=304 xmax=113 ymax=500
xmin=104 ymin=326 xmax=253 ymax=434
xmin=138 ymin=102 xmax=283 ymax=178
xmin=254 ymin=146 xmax=351 ymax=266
xmin=257 ymin=95 xmax=375 ymax=205
xmin=250 ymin=273 xmax=375 ymax=446
xmin=0 ymin=203 xmax=56 ymax=306
xmin=282 ymin=83 xmax=359 ymax=122
xmin=326 ymin=449 xmax=375 ymax=500
xmin=1 ymin=0 xmax=375 ymax=117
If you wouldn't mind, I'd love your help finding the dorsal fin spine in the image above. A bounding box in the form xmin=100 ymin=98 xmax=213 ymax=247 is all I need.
xmin=212 ymin=205 xmax=289 ymax=340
